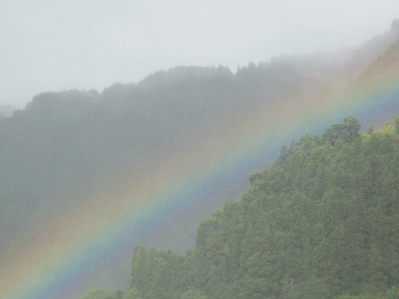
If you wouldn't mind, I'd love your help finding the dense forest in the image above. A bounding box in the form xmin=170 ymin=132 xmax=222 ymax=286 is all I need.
xmin=2 ymin=30 xmax=398 ymax=261
xmin=2 ymin=20 xmax=399 ymax=299
xmin=83 ymin=116 xmax=399 ymax=299
xmin=0 ymin=54 xmax=359 ymax=260
xmin=0 ymin=63 xmax=304 ymax=259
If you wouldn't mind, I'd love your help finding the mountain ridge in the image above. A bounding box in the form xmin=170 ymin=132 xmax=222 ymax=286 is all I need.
xmin=2 ymin=21 xmax=399 ymax=299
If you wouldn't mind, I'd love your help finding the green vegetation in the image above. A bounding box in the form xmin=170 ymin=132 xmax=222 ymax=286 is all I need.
xmin=2 ymin=34 xmax=399 ymax=297
xmin=335 ymin=284 xmax=399 ymax=298
xmin=81 ymin=289 xmax=119 ymax=299
xmin=84 ymin=116 xmax=399 ymax=298
xmin=0 ymin=64 xmax=303 ymax=257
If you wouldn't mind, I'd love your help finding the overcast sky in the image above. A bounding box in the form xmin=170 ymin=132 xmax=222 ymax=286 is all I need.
xmin=1 ymin=0 xmax=399 ymax=107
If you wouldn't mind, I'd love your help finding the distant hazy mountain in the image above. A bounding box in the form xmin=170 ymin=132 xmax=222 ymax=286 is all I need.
xmin=1 ymin=20 xmax=399 ymax=299
xmin=0 ymin=105 xmax=18 ymax=118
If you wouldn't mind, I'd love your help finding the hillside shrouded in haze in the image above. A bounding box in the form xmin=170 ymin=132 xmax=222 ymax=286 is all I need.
xmin=2 ymin=21 xmax=399 ymax=299
xmin=2 ymin=1 xmax=399 ymax=108
xmin=85 ymin=116 xmax=399 ymax=299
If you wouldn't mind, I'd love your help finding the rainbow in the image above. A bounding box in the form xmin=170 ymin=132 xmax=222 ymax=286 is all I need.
xmin=2 ymin=64 xmax=399 ymax=299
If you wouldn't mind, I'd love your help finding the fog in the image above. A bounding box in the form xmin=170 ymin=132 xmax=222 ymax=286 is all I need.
xmin=2 ymin=3 xmax=399 ymax=298
xmin=1 ymin=0 xmax=399 ymax=108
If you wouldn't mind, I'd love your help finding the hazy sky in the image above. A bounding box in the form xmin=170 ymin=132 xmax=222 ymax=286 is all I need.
xmin=1 ymin=0 xmax=399 ymax=107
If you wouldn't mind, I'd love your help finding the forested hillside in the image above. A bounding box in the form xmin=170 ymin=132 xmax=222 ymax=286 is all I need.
xmin=0 ymin=105 xmax=18 ymax=118
xmin=2 ymin=21 xmax=399 ymax=299
xmin=0 ymin=60 xmax=328 ymax=296
xmin=0 ymin=63 xmax=302 ymax=258
xmin=0 ymin=48 xmax=370 ymax=259
xmin=85 ymin=116 xmax=399 ymax=299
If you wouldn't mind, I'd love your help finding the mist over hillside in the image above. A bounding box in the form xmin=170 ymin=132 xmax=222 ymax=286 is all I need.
xmin=2 ymin=20 xmax=399 ymax=299
xmin=0 ymin=105 xmax=18 ymax=118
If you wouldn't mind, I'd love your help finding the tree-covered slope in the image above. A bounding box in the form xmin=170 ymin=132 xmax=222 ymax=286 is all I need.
xmin=91 ymin=116 xmax=399 ymax=299
xmin=0 ymin=64 xmax=302 ymax=258
xmin=3 ymin=26 xmax=399 ymax=298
